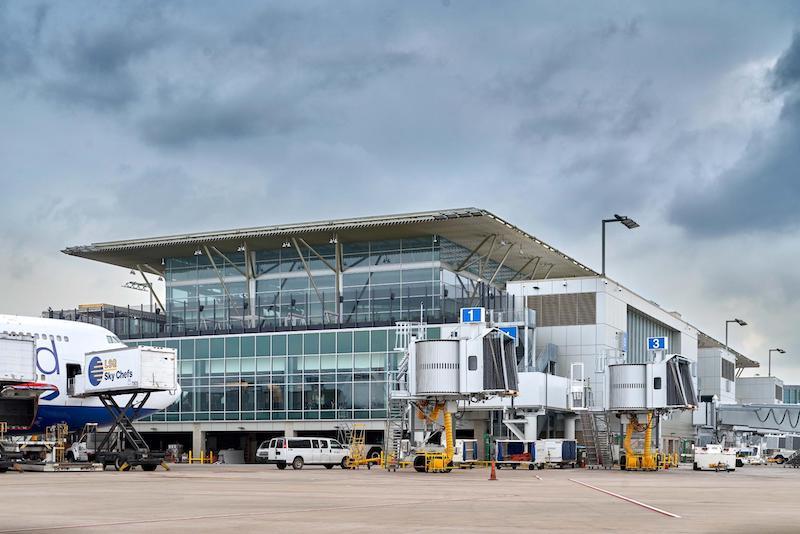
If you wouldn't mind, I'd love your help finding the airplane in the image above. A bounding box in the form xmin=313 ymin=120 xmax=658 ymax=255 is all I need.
xmin=0 ymin=314 xmax=180 ymax=433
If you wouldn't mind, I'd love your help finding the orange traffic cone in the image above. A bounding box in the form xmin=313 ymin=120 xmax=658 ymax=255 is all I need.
xmin=489 ymin=459 xmax=497 ymax=481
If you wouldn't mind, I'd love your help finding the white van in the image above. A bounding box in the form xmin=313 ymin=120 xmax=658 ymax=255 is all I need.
xmin=260 ymin=437 xmax=350 ymax=470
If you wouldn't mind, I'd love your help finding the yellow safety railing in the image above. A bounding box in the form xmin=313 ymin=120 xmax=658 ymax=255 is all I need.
xmin=188 ymin=450 xmax=215 ymax=464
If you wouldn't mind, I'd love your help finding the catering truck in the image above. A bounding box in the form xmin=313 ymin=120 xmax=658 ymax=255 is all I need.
xmin=73 ymin=346 xmax=177 ymax=471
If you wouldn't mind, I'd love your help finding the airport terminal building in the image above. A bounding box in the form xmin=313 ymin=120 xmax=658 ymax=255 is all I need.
xmin=59 ymin=208 xmax=760 ymax=460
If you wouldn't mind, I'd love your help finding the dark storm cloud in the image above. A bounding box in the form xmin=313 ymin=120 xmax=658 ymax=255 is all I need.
xmin=514 ymin=81 xmax=656 ymax=142
xmin=669 ymin=32 xmax=800 ymax=237
xmin=0 ymin=3 xmax=35 ymax=78
xmin=41 ymin=15 xmax=169 ymax=110
xmin=138 ymin=92 xmax=307 ymax=148
xmin=773 ymin=30 xmax=800 ymax=90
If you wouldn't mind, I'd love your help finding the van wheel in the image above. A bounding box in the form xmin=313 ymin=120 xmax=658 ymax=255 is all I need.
xmin=66 ymin=451 xmax=75 ymax=462
xmin=341 ymin=457 xmax=351 ymax=469
xmin=276 ymin=462 xmax=287 ymax=470
xmin=693 ymin=462 xmax=699 ymax=471
xmin=292 ymin=457 xmax=304 ymax=470
xmin=325 ymin=464 xmax=334 ymax=469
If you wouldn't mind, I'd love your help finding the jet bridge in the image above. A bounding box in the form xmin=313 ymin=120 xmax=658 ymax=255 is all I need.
xmin=388 ymin=308 xmax=519 ymax=472
xmin=607 ymin=354 xmax=697 ymax=471
xmin=716 ymin=404 xmax=800 ymax=435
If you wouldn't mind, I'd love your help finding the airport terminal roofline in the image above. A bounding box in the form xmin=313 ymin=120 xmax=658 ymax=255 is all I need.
xmin=510 ymin=274 xmax=761 ymax=370
xmin=697 ymin=331 xmax=760 ymax=369
xmin=63 ymin=207 xmax=597 ymax=279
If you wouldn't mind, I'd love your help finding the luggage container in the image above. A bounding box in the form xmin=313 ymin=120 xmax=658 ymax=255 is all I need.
xmin=495 ymin=440 xmax=535 ymax=470
xmin=454 ymin=439 xmax=478 ymax=465
xmin=534 ymin=439 xmax=578 ymax=468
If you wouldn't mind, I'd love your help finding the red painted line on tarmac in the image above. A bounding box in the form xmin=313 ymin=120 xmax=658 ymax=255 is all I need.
xmin=569 ymin=479 xmax=681 ymax=518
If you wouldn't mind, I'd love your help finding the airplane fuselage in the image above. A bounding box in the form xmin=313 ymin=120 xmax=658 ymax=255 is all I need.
xmin=0 ymin=315 xmax=179 ymax=432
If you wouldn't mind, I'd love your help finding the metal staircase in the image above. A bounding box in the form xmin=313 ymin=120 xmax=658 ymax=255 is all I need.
xmin=383 ymin=321 xmax=425 ymax=470
xmin=385 ymin=397 xmax=407 ymax=468
xmin=576 ymin=411 xmax=614 ymax=469
xmin=785 ymin=450 xmax=800 ymax=468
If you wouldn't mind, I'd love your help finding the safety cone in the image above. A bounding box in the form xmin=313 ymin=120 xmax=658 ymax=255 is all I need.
xmin=489 ymin=459 xmax=497 ymax=481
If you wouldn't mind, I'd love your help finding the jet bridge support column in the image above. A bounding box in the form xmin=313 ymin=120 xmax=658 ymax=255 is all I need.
xmin=524 ymin=411 xmax=542 ymax=441
xmin=192 ymin=425 xmax=206 ymax=454
xmin=564 ymin=415 xmax=576 ymax=441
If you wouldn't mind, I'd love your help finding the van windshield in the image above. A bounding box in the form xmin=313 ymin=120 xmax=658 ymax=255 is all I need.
xmin=330 ymin=440 xmax=343 ymax=449
xmin=258 ymin=441 xmax=269 ymax=449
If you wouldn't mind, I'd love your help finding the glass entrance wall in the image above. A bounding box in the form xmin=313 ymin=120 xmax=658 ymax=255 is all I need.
xmin=135 ymin=325 xmax=442 ymax=423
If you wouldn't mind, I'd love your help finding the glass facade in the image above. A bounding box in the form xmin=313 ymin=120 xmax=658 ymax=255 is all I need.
xmin=785 ymin=385 xmax=800 ymax=404
xmin=160 ymin=236 xmax=512 ymax=336
xmin=135 ymin=326 xmax=441 ymax=423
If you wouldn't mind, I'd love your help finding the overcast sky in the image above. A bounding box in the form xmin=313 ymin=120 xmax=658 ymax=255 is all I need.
xmin=2 ymin=1 xmax=800 ymax=381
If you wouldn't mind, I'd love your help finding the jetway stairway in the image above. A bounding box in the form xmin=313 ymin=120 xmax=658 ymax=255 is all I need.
xmin=385 ymin=398 xmax=407 ymax=466
xmin=576 ymin=411 xmax=614 ymax=469
xmin=786 ymin=450 xmax=800 ymax=468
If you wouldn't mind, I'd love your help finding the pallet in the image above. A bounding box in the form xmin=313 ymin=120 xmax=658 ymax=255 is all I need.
xmin=20 ymin=462 xmax=105 ymax=472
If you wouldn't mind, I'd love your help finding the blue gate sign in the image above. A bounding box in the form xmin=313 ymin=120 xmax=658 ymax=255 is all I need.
xmin=647 ymin=337 xmax=669 ymax=351
xmin=499 ymin=326 xmax=518 ymax=339
xmin=460 ymin=307 xmax=485 ymax=323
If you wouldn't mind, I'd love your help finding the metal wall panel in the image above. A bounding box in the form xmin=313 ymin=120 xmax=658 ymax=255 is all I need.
xmin=626 ymin=307 xmax=681 ymax=364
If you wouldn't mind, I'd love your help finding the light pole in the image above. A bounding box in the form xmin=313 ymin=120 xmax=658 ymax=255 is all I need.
xmin=768 ymin=348 xmax=786 ymax=377
xmin=724 ymin=318 xmax=747 ymax=360
xmin=602 ymin=214 xmax=639 ymax=276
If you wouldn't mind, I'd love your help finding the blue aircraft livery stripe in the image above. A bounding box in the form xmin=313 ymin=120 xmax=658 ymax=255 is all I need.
xmin=32 ymin=405 xmax=158 ymax=432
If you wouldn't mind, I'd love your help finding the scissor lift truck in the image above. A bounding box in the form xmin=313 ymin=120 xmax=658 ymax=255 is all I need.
xmin=91 ymin=392 xmax=166 ymax=471
xmin=70 ymin=345 xmax=178 ymax=472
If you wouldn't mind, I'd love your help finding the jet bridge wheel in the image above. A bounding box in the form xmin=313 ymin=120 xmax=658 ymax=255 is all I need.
xmin=114 ymin=457 xmax=131 ymax=471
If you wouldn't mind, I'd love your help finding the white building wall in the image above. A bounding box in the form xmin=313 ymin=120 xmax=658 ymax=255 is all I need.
xmin=697 ymin=347 xmax=736 ymax=404
xmin=736 ymin=376 xmax=784 ymax=404
xmin=507 ymin=276 xmax=699 ymax=443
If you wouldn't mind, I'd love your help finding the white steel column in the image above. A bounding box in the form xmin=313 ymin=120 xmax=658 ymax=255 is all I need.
xmin=564 ymin=415 xmax=577 ymax=440
xmin=524 ymin=413 xmax=540 ymax=441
